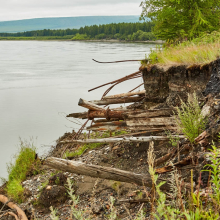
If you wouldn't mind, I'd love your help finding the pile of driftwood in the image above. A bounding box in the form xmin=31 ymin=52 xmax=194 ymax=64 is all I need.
xmin=45 ymin=59 xmax=220 ymax=191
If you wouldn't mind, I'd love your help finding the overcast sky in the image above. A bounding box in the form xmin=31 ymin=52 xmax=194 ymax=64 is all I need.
xmin=0 ymin=0 xmax=142 ymax=21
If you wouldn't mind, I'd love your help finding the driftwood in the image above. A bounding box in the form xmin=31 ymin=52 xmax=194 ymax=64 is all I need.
xmin=44 ymin=157 xmax=153 ymax=187
xmin=87 ymin=121 xmax=127 ymax=131
xmin=103 ymin=90 xmax=145 ymax=99
xmin=0 ymin=212 xmax=19 ymax=220
xmin=90 ymin=96 xmax=144 ymax=105
xmin=126 ymin=117 xmax=176 ymax=127
xmin=123 ymin=108 xmax=175 ymax=119
xmin=67 ymin=108 xmax=175 ymax=121
xmin=78 ymin=99 xmax=105 ymax=111
xmin=60 ymin=135 xmax=185 ymax=144
xmin=67 ymin=111 xmax=88 ymax=119
xmin=0 ymin=195 xmax=28 ymax=220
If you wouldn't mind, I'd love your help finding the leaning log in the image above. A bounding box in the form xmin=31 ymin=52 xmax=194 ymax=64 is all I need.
xmin=60 ymin=135 xmax=185 ymax=144
xmin=44 ymin=157 xmax=154 ymax=187
xmin=78 ymin=98 xmax=105 ymax=111
xmin=0 ymin=195 xmax=28 ymax=220
xmin=90 ymin=96 xmax=144 ymax=105
xmin=103 ymin=90 xmax=146 ymax=99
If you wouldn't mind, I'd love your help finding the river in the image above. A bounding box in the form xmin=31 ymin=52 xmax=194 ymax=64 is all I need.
xmin=0 ymin=40 xmax=155 ymax=179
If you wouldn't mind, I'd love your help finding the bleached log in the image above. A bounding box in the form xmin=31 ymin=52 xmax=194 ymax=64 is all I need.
xmin=0 ymin=195 xmax=28 ymax=220
xmin=60 ymin=135 xmax=185 ymax=144
xmin=103 ymin=90 xmax=146 ymax=99
xmin=90 ymin=96 xmax=144 ymax=105
xmin=44 ymin=157 xmax=153 ymax=187
xmin=78 ymin=98 xmax=105 ymax=111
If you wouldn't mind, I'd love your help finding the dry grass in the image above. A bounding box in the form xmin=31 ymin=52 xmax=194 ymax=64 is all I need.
xmin=147 ymin=31 xmax=220 ymax=66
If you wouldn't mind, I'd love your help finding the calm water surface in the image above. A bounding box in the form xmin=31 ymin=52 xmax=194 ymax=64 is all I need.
xmin=0 ymin=41 xmax=154 ymax=179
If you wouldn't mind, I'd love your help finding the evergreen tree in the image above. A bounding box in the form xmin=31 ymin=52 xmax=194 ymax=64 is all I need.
xmin=140 ymin=0 xmax=220 ymax=41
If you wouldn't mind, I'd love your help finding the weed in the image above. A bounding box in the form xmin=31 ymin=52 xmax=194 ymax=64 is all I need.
xmin=111 ymin=181 xmax=121 ymax=196
xmin=49 ymin=206 xmax=59 ymax=220
xmin=175 ymin=93 xmax=206 ymax=144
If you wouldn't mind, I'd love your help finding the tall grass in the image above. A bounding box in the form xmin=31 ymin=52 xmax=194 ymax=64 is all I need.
xmin=147 ymin=31 xmax=220 ymax=65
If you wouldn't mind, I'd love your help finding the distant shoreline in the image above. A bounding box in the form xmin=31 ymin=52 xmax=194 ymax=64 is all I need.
xmin=0 ymin=38 xmax=163 ymax=44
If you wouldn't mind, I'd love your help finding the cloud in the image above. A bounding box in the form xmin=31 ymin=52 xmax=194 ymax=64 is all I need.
xmin=0 ymin=0 xmax=142 ymax=21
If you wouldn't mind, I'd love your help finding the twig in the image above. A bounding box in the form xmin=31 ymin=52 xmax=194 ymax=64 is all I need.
xmin=92 ymin=59 xmax=144 ymax=63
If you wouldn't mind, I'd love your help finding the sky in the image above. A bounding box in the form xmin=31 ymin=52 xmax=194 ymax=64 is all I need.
xmin=0 ymin=0 xmax=142 ymax=21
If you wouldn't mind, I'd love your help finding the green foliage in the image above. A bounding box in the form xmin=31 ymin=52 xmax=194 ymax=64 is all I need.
xmin=72 ymin=33 xmax=90 ymax=40
xmin=6 ymin=179 xmax=24 ymax=203
xmin=140 ymin=0 xmax=220 ymax=41
xmin=175 ymin=93 xmax=206 ymax=143
xmin=66 ymin=178 xmax=87 ymax=220
xmin=5 ymin=141 xmax=40 ymax=203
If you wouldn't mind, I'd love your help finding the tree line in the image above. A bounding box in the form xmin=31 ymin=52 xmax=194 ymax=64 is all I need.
xmin=0 ymin=22 xmax=156 ymax=41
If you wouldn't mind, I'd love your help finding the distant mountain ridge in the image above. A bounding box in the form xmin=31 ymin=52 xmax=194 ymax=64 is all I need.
xmin=0 ymin=16 xmax=141 ymax=33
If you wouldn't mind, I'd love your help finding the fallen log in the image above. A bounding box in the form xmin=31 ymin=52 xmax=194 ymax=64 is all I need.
xmin=90 ymin=96 xmax=144 ymax=105
xmin=0 ymin=195 xmax=28 ymax=220
xmin=78 ymin=99 xmax=105 ymax=111
xmin=103 ymin=90 xmax=146 ymax=99
xmin=44 ymin=157 xmax=163 ymax=189
xmin=60 ymin=135 xmax=185 ymax=144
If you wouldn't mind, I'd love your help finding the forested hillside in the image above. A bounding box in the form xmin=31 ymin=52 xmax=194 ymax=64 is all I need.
xmin=0 ymin=16 xmax=140 ymax=33
xmin=0 ymin=22 xmax=156 ymax=41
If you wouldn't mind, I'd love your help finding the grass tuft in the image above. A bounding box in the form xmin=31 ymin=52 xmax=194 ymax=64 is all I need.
xmin=4 ymin=140 xmax=41 ymax=203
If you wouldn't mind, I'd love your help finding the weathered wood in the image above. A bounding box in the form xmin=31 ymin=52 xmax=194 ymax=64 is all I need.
xmin=45 ymin=157 xmax=153 ymax=187
xmin=126 ymin=117 xmax=176 ymax=127
xmin=0 ymin=212 xmax=19 ymax=220
xmin=60 ymin=135 xmax=185 ymax=144
xmin=67 ymin=112 xmax=88 ymax=119
xmin=78 ymin=98 xmax=105 ymax=111
xmin=123 ymin=108 xmax=175 ymax=119
xmin=0 ymin=195 xmax=28 ymax=220
xmin=90 ymin=96 xmax=144 ymax=105
xmin=103 ymin=90 xmax=146 ymax=99
xmin=87 ymin=121 xmax=127 ymax=131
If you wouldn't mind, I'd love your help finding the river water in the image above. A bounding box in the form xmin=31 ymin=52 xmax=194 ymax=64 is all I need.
xmin=0 ymin=40 xmax=154 ymax=179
